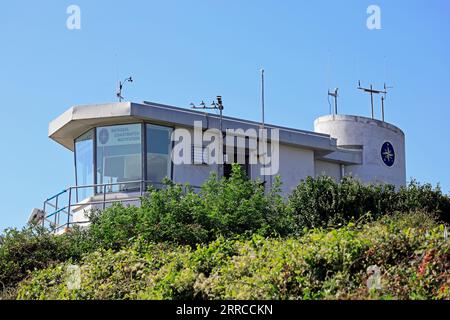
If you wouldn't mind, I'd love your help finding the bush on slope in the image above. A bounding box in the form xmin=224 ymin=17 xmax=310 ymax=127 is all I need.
xmin=16 ymin=213 xmax=449 ymax=300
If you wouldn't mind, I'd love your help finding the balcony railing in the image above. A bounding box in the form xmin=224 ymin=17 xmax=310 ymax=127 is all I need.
xmin=42 ymin=180 xmax=200 ymax=233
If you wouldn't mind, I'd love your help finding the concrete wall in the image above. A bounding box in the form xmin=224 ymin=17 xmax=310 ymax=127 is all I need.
xmin=171 ymin=126 xmax=219 ymax=187
xmin=172 ymin=133 xmax=316 ymax=196
xmin=277 ymin=144 xmax=315 ymax=195
xmin=315 ymin=160 xmax=342 ymax=181
xmin=173 ymin=164 xmax=217 ymax=187
xmin=314 ymin=115 xmax=406 ymax=188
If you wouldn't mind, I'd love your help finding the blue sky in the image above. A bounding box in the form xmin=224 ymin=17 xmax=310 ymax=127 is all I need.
xmin=0 ymin=0 xmax=449 ymax=231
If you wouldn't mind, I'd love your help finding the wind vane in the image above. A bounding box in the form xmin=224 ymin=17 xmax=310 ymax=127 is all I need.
xmin=116 ymin=76 xmax=133 ymax=102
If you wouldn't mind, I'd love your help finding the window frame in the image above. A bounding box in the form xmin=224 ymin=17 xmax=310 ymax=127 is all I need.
xmin=145 ymin=123 xmax=174 ymax=184
xmin=95 ymin=122 xmax=143 ymax=192
xmin=74 ymin=121 xmax=174 ymax=196
xmin=73 ymin=128 xmax=95 ymax=202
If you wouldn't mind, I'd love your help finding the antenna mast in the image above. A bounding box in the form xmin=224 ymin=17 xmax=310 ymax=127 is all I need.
xmin=357 ymin=81 xmax=386 ymax=120
xmin=261 ymin=69 xmax=265 ymax=129
xmin=381 ymin=83 xmax=393 ymax=122
xmin=328 ymin=88 xmax=339 ymax=115
xmin=260 ymin=69 xmax=267 ymax=190
xmin=191 ymin=96 xmax=225 ymax=176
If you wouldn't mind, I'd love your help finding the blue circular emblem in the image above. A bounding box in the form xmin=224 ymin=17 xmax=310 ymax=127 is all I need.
xmin=381 ymin=142 xmax=395 ymax=167
xmin=98 ymin=128 xmax=109 ymax=145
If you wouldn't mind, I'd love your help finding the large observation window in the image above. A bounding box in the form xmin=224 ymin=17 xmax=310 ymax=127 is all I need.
xmin=96 ymin=124 xmax=142 ymax=193
xmin=74 ymin=123 xmax=174 ymax=196
xmin=146 ymin=124 xmax=172 ymax=185
xmin=75 ymin=129 xmax=94 ymax=200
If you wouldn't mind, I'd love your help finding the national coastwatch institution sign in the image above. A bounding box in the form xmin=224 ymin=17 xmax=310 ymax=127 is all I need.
xmin=381 ymin=141 xmax=395 ymax=167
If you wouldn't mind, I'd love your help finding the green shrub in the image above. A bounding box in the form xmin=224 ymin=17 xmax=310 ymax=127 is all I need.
xmin=137 ymin=180 xmax=209 ymax=246
xmin=88 ymin=204 xmax=143 ymax=250
xmin=288 ymin=176 xmax=450 ymax=231
xmin=197 ymin=166 xmax=292 ymax=238
xmin=82 ymin=170 xmax=450 ymax=249
xmin=16 ymin=212 xmax=449 ymax=300
xmin=88 ymin=165 xmax=291 ymax=248
xmin=0 ymin=226 xmax=89 ymax=291
xmin=397 ymin=180 xmax=450 ymax=223
xmin=287 ymin=176 xmax=339 ymax=229
xmin=3 ymin=171 xmax=450 ymax=299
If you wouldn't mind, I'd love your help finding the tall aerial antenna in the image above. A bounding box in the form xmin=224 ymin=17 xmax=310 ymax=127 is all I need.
xmin=328 ymin=88 xmax=339 ymax=115
xmin=261 ymin=69 xmax=265 ymax=129
xmin=326 ymin=51 xmax=335 ymax=115
xmin=116 ymin=76 xmax=133 ymax=102
xmin=357 ymin=81 xmax=386 ymax=120
xmin=381 ymin=83 xmax=393 ymax=122
xmin=260 ymin=68 xmax=267 ymax=189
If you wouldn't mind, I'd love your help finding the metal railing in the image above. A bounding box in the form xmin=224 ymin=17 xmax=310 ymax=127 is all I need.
xmin=42 ymin=180 xmax=200 ymax=233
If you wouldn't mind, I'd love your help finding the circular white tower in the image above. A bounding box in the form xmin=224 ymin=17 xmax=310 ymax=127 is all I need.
xmin=314 ymin=114 xmax=406 ymax=187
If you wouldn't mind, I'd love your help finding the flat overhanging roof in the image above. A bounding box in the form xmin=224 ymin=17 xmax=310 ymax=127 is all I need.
xmin=49 ymin=101 xmax=357 ymax=161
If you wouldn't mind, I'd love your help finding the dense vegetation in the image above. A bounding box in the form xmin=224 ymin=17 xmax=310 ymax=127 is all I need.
xmin=1 ymin=165 xmax=449 ymax=300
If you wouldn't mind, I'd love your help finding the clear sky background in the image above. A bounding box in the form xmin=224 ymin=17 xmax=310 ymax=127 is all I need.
xmin=0 ymin=0 xmax=449 ymax=231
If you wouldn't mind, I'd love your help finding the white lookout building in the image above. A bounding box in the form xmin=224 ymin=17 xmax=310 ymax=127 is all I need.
xmin=34 ymin=101 xmax=406 ymax=232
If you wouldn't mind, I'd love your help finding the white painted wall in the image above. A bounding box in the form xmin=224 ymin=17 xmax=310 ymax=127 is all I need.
xmin=172 ymin=133 xmax=316 ymax=196
xmin=315 ymin=160 xmax=342 ymax=181
xmin=277 ymin=144 xmax=315 ymax=195
xmin=314 ymin=115 xmax=406 ymax=188
xmin=173 ymin=163 xmax=217 ymax=187
xmin=171 ymin=126 xmax=219 ymax=187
